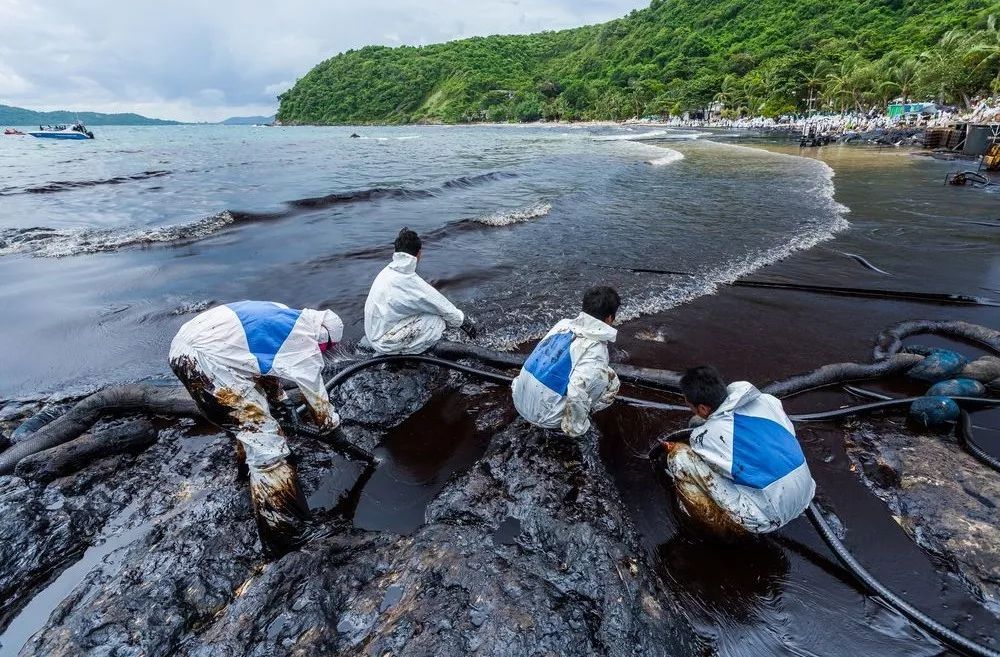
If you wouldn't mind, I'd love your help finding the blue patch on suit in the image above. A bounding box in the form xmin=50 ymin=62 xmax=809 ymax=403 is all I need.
xmin=228 ymin=301 xmax=302 ymax=374
xmin=730 ymin=413 xmax=804 ymax=489
xmin=524 ymin=331 xmax=575 ymax=395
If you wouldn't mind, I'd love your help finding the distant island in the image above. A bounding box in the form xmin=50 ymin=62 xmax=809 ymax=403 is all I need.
xmin=0 ymin=103 xmax=181 ymax=126
xmin=220 ymin=115 xmax=276 ymax=125
xmin=276 ymin=0 xmax=1000 ymax=124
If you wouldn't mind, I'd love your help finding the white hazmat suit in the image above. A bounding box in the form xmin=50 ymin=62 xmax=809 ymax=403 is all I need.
xmin=169 ymin=300 xmax=343 ymax=555
xmin=667 ymin=382 xmax=815 ymax=534
xmin=364 ymin=252 xmax=465 ymax=354
xmin=511 ymin=312 xmax=620 ymax=437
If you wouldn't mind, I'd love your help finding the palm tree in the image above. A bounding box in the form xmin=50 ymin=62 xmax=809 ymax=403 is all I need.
xmin=919 ymin=29 xmax=975 ymax=106
xmin=971 ymin=14 xmax=1000 ymax=90
xmin=888 ymin=58 xmax=919 ymax=103
xmin=801 ymin=61 xmax=830 ymax=113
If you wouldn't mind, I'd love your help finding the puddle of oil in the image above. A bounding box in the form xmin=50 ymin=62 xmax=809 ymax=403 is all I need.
xmin=349 ymin=391 xmax=491 ymax=534
xmin=0 ymin=486 xmax=208 ymax=657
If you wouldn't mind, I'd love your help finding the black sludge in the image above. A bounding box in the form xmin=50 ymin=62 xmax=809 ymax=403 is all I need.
xmin=187 ymin=421 xmax=698 ymax=657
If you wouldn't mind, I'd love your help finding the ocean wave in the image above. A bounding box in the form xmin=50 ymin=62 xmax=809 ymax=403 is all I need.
xmin=594 ymin=130 xmax=671 ymax=141
xmin=617 ymin=144 xmax=850 ymax=322
xmin=1 ymin=170 xmax=521 ymax=258
xmin=0 ymin=170 xmax=171 ymax=196
xmin=594 ymin=130 xmax=706 ymax=142
xmin=473 ymin=202 xmax=551 ymax=227
xmin=646 ymin=149 xmax=684 ymax=166
xmin=0 ymin=212 xmax=239 ymax=258
xmin=476 ymin=143 xmax=850 ymax=351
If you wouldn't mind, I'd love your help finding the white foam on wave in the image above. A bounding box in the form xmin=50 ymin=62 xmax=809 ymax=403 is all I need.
xmin=0 ymin=211 xmax=238 ymax=258
xmin=475 ymin=140 xmax=851 ymax=351
xmin=612 ymin=140 xmax=686 ymax=165
xmin=474 ymin=202 xmax=551 ymax=227
xmin=594 ymin=130 xmax=707 ymax=142
xmin=647 ymin=148 xmax=685 ymax=166
xmin=396 ymin=135 xmax=421 ymax=141
xmin=594 ymin=130 xmax=670 ymax=141
xmin=616 ymin=141 xmax=850 ymax=322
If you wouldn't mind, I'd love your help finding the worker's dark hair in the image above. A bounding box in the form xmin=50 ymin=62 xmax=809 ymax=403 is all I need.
xmin=680 ymin=366 xmax=728 ymax=411
xmin=582 ymin=286 xmax=621 ymax=321
xmin=394 ymin=227 xmax=422 ymax=256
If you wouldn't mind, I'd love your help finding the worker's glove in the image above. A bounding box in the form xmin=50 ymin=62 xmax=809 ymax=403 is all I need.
xmin=460 ymin=315 xmax=478 ymax=339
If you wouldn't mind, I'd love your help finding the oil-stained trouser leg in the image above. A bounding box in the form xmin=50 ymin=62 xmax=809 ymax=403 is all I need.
xmin=666 ymin=444 xmax=750 ymax=539
xmin=170 ymin=353 xmax=311 ymax=558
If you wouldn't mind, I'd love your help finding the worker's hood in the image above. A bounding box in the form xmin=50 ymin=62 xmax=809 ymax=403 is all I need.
xmin=320 ymin=309 xmax=344 ymax=343
xmin=387 ymin=252 xmax=418 ymax=275
xmin=710 ymin=381 xmax=762 ymax=418
xmin=569 ymin=312 xmax=617 ymax=343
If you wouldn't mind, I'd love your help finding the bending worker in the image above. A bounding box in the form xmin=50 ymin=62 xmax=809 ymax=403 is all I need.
xmin=364 ymin=227 xmax=476 ymax=354
xmin=659 ymin=365 xmax=815 ymax=535
xmin=511 ymin=286 xmax=621 ymax=437
xmin=169 ymin=300 xmax=343 ymax=556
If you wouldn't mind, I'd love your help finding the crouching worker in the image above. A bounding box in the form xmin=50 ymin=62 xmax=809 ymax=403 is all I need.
xmin=364 ymin=227 xmax=476 ymax=354
xmin=169 ymin=300 xmax=344 ymax=557
xmin=511 ymin=286 xmax=621 ymax=437
xmin=661 ymin=366 xmax=815 ymax=536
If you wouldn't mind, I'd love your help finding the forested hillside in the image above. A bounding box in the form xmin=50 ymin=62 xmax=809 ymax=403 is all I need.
xmin=277 ymin=0 xmax=1000 ymax=124
xmin=0 ymin=104 xmax=180 ymax=126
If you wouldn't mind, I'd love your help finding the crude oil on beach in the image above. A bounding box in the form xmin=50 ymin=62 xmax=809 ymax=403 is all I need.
xmin=1 ymin=125 xmax=998 ymax=656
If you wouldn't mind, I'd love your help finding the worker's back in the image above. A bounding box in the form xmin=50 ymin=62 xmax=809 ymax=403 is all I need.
xmin=691 ymin=381 xmax=815 ymax=532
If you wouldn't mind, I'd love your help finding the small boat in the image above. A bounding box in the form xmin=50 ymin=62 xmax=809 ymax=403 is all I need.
xmin=3 ymin=128 xmax=26 ymax=135
xmin=28 ymin=123 xmax=95 ymax=140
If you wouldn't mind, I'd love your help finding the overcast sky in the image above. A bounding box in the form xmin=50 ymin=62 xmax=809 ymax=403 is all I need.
xmin=1 ymin=0 xmax=648 ymax=122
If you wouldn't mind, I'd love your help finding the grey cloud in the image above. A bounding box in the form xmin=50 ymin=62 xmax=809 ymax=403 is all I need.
xmin=0 ymin=0 xmax=648 ymax=122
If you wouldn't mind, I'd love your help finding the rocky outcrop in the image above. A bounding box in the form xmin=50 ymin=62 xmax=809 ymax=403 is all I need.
xmin=1 ymin=363 xmax=696 ymax=656
xmin=844 ymin=420 xmax=1000 ymax=615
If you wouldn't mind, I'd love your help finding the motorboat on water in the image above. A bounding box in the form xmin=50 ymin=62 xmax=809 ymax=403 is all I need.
xmin=3 ymin=128 xmax=26 ymax=135
xmin=28 ymin=123 xmax=95 ymax=139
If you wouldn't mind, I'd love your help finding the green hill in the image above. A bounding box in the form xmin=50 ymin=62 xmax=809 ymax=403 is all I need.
xmin=0 ymin=104 xmax=181 ymax=126
xmin=277 ymin=0 xmax=1000 ymax=124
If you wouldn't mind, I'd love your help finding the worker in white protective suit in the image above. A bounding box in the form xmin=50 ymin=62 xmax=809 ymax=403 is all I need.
xmin=169 ymin=300 xmax=344 ymax=557
xmin=364 ymin=227 xmax=477 ymax=354
xmin=656 ymin=366 xmax=815 ymax=537
xmin=511 ymin=286 xmax=621 ymax=437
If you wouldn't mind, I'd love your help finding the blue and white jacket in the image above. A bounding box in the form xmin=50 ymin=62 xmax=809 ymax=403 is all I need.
xmin=690 ymin=382 xmax=815 ymax=532
xmin=511 ymin=312 xmax=620 ymax=437
xmin=169 ymin=301 xmax=343 ymax=428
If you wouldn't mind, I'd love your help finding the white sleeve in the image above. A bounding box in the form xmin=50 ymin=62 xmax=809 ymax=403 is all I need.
xmin=560 ymin=343 xmax=612 ymax=437
xmin=292 ymin=366 xmax=338 ymax=430
xmin=394 ymin=275 xmax=465 ymax=328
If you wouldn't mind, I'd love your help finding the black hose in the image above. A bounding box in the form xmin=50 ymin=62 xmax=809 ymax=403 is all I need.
xmin=835 ymin=390 xmax=999 ymax=473
xmin=295 ymin=353 xmax=686 ymax=426
xmin=611 ymin=265 xmax=998 ymax=307
xmin=788 ymin=396 xmax=1000 ymax=422
xmin=957 ymin=410 xmax=1000 ymax=473
xmin=806 ymin=503 xmax=999 ymax=657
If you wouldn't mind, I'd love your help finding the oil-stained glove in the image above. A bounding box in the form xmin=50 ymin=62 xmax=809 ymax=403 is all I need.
xmin=460 ymin=315 xmax=478 ymax=339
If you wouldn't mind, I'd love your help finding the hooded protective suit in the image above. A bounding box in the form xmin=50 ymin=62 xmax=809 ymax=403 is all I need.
xmin=169 ymin=300 xmax=343 ymax=555
xmin=511 ymin=312 xmax=620 ymax=437
xmin=667 ymin=382 xmax=815 ymax=534
xmin=364 ymin=252 xmax=465 ymax=355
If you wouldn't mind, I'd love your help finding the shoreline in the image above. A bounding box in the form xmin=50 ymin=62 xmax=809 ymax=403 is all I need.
xmin=602 ymin=139 xmax=1000 ymax=642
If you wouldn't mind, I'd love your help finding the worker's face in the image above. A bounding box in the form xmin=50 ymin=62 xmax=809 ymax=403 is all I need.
xmin=603 ymin=313 xmax=616 ymax=326
xmin=416 ymin=248 xmax=422 ymax=262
